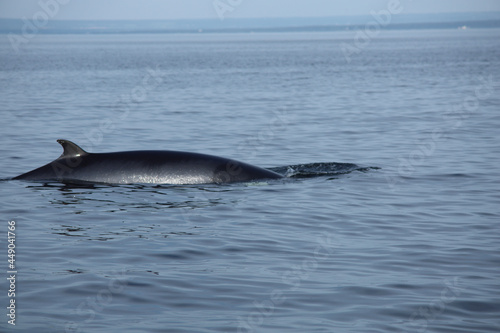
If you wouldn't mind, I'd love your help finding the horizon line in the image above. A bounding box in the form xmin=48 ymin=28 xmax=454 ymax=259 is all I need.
xmin=1 ymin=11 xmax=500 ymax=22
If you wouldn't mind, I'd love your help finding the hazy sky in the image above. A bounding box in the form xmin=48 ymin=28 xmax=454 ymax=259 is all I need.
xmin=1 ymin=0 xmax=499 ymax=20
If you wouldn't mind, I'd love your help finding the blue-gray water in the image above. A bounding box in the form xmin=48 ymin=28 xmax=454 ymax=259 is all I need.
xmin=1 ymin=29 xmax=500 ymax=332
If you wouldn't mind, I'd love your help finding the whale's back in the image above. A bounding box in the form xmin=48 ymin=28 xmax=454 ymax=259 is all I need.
xmin=14 ymin=140 xmax=283 ymax=185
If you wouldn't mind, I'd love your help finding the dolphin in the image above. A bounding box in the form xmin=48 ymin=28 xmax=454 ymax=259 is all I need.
xmin=13 ymin=139 xmax=283 ymax=185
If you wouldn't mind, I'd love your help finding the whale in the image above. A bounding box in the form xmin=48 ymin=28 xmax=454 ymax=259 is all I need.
xmin=13 ymin=139 xmax=283 ymax=185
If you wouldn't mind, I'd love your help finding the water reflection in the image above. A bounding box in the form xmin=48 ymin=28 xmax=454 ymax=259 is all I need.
xmin=50 ymin=221 xmax=201 ymax=241
xmin=24 ymin=181 xmax=240 ymax=209
xmin=17 ymin=162 xmax=378 ymax=241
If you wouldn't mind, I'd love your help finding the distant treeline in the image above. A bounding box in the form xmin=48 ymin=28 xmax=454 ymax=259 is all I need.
xmin=0 ymin=12 xmax=499 ymax=34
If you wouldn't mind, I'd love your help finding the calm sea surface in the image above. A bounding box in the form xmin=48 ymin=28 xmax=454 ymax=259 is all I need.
xmin=1 ymin=29 xmax=499 ymax=332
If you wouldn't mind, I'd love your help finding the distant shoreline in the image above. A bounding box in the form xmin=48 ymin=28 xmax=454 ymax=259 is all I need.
xmin=1 ymin=21 xmax=500 ymax=35
xmin=1 ymin=12 xmax=499 ymax=34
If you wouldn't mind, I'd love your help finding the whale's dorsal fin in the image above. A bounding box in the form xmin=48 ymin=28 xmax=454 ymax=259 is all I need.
xmin=57 ymin=139 xmax=88 ymax=158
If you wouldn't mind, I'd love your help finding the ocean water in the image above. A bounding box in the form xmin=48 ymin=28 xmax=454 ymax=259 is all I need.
xmin=1 ymin=28 xmax=500 ymax=332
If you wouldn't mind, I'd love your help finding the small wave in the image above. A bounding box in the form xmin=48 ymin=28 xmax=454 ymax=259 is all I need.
xmin=269 ymin=162 xmax=379 ymax=179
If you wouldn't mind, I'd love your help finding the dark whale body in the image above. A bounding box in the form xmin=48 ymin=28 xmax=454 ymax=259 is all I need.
xmin=13 ymin=140 xmax=283 ymax=185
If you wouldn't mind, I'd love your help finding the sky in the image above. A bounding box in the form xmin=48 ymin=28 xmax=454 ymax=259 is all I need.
xmin=0 ymin=0 xmax=499 ymax=20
